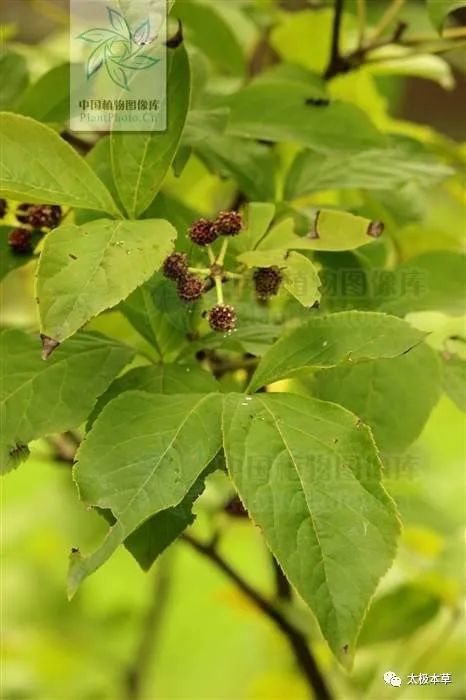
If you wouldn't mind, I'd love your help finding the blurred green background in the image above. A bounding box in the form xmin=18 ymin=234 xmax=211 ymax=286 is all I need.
xmin=1 ymin=0 xmax=465 ymax=698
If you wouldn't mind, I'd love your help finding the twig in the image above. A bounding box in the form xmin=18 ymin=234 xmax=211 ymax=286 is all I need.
xmin=124 ymin=557 xmax=173 ymax=700
xmin=356 ymin=0 xmax=366 ymax=48
xmin=370 ymin=0 xmax=405 ymax=42
xmin=324 ymin=0 xmax=347 ymax=79
xmin=271 ymin=554 xmax=292 ymax=601
xmin=182 ymin=533 xmax=333 ymax=700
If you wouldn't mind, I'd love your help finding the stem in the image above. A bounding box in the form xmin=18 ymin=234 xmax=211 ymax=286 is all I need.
xmin=188 ymin=267 xmax=210 ymax=275
xmin=214 ymin=276 xmax=224 ymax=305
xmin=324 ymin=0 xmax=346 ymax=79
xmin=364 ymin=40 xmax=466 ymax=63
xmin=207 ymin=246 xmax=215 ymax=265
xmin=124 ymin=557 xmax=173 ymax=700
xmin=216 ymin=239 xmax=229 ymax=266
xmin=370 ymin=0 xmax=405 ymax=42
xmin=356 ymin=0 xmax=366 ymax=48
xmin=182 ymin=533 xmax=333 ymax=700
xmin=404 ymin=26 xmax=466 ymax=43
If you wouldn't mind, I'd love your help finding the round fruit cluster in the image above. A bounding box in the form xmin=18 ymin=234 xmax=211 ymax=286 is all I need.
xmin=1 ymin=200 xmax=63 ymax=255
xmin=163 ymin=210 xmax=243 ymax=332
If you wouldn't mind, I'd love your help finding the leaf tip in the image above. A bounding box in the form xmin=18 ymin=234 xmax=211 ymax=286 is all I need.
xmin=40 ymin=334 xmax=60 ymax=360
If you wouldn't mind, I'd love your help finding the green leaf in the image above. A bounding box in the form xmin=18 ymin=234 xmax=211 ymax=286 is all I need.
xmin=183 ymin=108 xmax=229 ymax=145
xmin=85 ymin=136 xmax=122 ymax=206
xmin=15 ymin=63 xmax=71 ymax=125
xmin=378 ymin=252 xmax=466 ymax=317
xmin=119 ymin=273 xmax=193 ymax=362
xmin=194 ymin=135 xmax=277 ymax=201
xmin=0 ymin=113 xmax=120 ymax=215
xmin=175 ymin=0 xmax=246 ymax=75
xmin=284 ymin=144 xmax=453 ymax=200
xmin=222 ymin=392 xmax=400 ymax=659
xmin=358 ymin=584 xmax=441 ymax=646
xmin=313 ymin=344 xmax=442 ymax=453
xmin=237 ymin=249 xmax=288 ymax=268
xmin=0 ymin=52 xmax=29 ymax=109
xmin=36 ymin=218 xmax=177 ymax=346
xmin=305 ymin=210 xmax=385 ymax=252
xmin=365 ymin=48 xmax=454 ymax=90
xmin=89 ymin=363 xmax=219 ymax=427
xmin=254 ymin=210 xmax=383 ymax=253
xmin=248 ymin=311 xmax=425 ymax=392
xmin=224 ymin=83 xmax=384 ymax=152
xmin=110 ymin=45 xmax=190 ymax=218
xmin=442 ymin=353 xmax=466 ymax=411
xmin=0 ymin=329 xmax=133 ymax=474
xmin=122 ymin=473 xmax=208 ymax=570
xmin=283 ymin=252 xmax=321 ymax=307
xmin=69 ymin=392 xmax=223 ymax=594
xmin=427 ymin=0 xmax=466 ymax=32
xmin=181 ymin=325 xmax=282 ymax=359
xmin=233 ymin=202 xmax=276 ymax=254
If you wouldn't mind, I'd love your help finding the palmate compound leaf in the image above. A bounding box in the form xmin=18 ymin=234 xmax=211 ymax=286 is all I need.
xmin=0 ymin=113 xmax=120 ymax=215
xmin=36 ymin=218 xmax=177 ymax=349
xmin=248 ymin=311 xmax=426 ymax=392
xmin=0 ymin=329 xmax=133 ymax=474
xmin=69 ymin=391 xmax=223 ymax=595
xmin=222 ymin=392 xmax=400 ymax=661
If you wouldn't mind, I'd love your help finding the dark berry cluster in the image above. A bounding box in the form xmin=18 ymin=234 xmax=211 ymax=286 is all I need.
xmin=162 ymin=252 xmax=204 ymax=303
xmin=208 ymin=304 xmax=237 ymax=332
xmin=16 ymin=203 xmax=62 ymax=229
xmin=0 ymin=199 xmax=7 ymax=219
xmin=188 ymin=210 xmax=243 ymax=247
xmin=162 ymin=210 xmax=244 ymax=330
xmin=163 ymin=252 xmax=188 ymax=280
xmin=177 ymin=274 xmax=205 ymax=302
xmin=212 ymin=210 xmax=243 ymax=237
xmin=253 ymin=266 xmax=283 ymax=299
xmin=188 ymin=218 xmax=217 ymax=247
xmin=8 ymin=228 xmax=33 ymax=254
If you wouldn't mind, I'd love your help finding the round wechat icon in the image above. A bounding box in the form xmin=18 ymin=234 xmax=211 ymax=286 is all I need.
xmin=384 ymin=671 xmax=402 ymax=687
